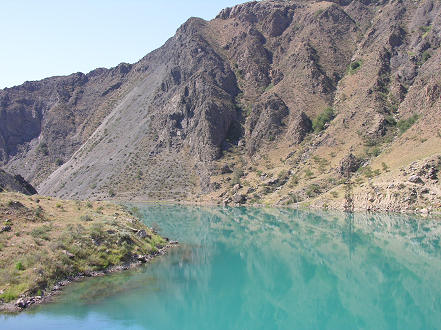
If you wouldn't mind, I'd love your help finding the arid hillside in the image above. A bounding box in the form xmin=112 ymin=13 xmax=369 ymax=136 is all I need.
xmin=0 ymin=0 xmax=440 ymax=212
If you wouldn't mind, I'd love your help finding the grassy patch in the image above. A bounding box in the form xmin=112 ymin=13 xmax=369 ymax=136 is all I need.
xmin=347 ymin=60 xmax=362 ymax=75
xmin=421 ymin=50 xmax=431 ymax=63
xmin=313 ymin=107 xmax=335 ymax=132
xmin=0 ymin=192 xmax=168 ymax=305
xmin=397 ymin=114 xmax=418 ymax=134
xmin=31 ymin=224 xmax=52 ymax=241
xmin=419 ymin=25 xmax=431 ymax=38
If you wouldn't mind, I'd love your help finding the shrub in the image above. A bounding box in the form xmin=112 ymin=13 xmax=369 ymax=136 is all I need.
xmin=366 ymin=146 xmax=381 ymax=158
xmin=287 ymin=192 xmax=301 ymax=203
xmin=312 ymin=107 xmax=335 ymax=132
xmin=348 ymin=60 xmax=362 ymax=74
xmin=231 ymin=168 xmax=244 ymax=186
xmin=277 ymin=170 xmax=290 ymax=182
xmin=31 ymin=225 xmax=52 ymax=241
xmin=15 ymin=262 xmax=25 ymax=271
xmin=264 ymin=83 xmax=274 ymax=92
xmin=34 ymin=206 xmax=43 ymax=218
xmin=397 ymin=114 xmax=418 ymax=134
xmin=422 ymin=51 xmax=431 ymax=63
xmin=306 ymin=184 xmax=322 ymax=198
xmin=419 ymin=25 xmax=431 ymax=38
xmin=80 ymin=215 xmax=92 ymax=222
xmin=304 ymin=168 xmax=315 ymax=179
xmin=289 ymin=175 xmax=299 ymax=187
xmin=38 ymin=142 xmax=49 ymax=156
xmin=55 ymin=158 xmax=63 ymax=166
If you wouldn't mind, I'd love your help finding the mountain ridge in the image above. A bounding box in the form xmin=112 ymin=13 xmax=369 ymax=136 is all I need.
xmin=1 ymin=0 xmax=440 ymax=212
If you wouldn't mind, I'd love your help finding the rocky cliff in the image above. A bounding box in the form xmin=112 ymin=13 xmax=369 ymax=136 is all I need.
xmin=0 ymin=170 xmax=37 ymax=195
xmin=0 ymin=0 xmax=440 ymax=212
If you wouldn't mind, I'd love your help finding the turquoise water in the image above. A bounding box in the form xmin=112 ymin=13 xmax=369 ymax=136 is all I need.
xmin=2 ymin=206 xmax=441 ymax=329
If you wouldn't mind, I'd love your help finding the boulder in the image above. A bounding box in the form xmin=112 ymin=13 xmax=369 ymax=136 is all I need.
xmin=15 ymin=298 xmax=27 ymax=308
xmin=286 ymin=111 xmax=312 ymax=146
xmin=232 ymin=193 xmax=246 ymax=204
xmin=63 ymin=250 xmax=75 ymax=259
xmin=338 ymin=153 xmax=361 ymax=176
xmin=408 ymin=175 xmax=424 ymax=184
xmin=137 ymin=229 xmax=151 ymax=239
xmin=231 ymin=184 xmax=241 ymax=194
xmin=220 ymin=164 xmax=233 ymax=174
xmin=0 ymin=225 xmax=11 ymax=233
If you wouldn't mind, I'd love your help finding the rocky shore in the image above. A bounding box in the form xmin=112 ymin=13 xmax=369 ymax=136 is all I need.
xmin=0 ymin=192 xmax=176 ymax=314
xmin=0 ymin=240 xmax=178 ymax=314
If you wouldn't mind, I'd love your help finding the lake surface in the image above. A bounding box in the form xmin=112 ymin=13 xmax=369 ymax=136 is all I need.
xmin=2 ymin=206 xmax=441 ymax=329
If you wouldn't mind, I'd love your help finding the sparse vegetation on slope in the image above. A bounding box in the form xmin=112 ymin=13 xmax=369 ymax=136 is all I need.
xmin=0 ymin=0 xmax=440 ymax=213
xmin=0 ymin=192 xmax=168 ymax=310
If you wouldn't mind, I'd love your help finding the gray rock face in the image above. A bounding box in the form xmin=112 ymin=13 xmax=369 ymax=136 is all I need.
xmin=0 ymin=169 xmax=37 ymax=195
xmin=409 ymin=175 xmax=424 ymax=184
xmin=286 ymin=112 xmax=312 ymax=146
xmin=338 ymin=154 xmax=361 ymax=176
xmin=232 ymin=193 xmax=246 ymax=204
xmin=246 ymin=94 xmax=289 ymax=154
xmin=137 ymin=230 xmax=151 ymax=239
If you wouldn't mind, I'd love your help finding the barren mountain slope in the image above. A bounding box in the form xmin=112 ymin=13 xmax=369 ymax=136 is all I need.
xmin=0 ymin=0 xmax=440 ymax=212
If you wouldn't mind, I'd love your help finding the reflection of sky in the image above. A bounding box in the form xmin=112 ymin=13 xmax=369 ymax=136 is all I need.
xmin=3 ymin=206 xmax=441 ymax=329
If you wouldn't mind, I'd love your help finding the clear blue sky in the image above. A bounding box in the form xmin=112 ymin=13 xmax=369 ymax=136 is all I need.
xmin=0 ymin=0 xmax=245 ymax=88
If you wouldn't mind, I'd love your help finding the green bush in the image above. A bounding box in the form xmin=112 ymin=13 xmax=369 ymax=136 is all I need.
xmin=312 ymin=107 xmax=335 ymax=132
xmin=31 ymin=225 xmax=52 ymax=241
xmin=231 ymin=168 xmax=244 ymax=186
xmin=397 ymin=114 xmax=418 ymax=134
xmin=15 ymin=262 xmax=25 ymax=271
xmin=348 ymin=60 xmax=362 ymax=74
xmin=422 ymin=51 xmax=431 ymax=63
xmin=38 ymin=142 xmax=49 ymax=156
xmin=306 ymin=184 xmax=322 ymax=198
xmin=304 ymin=168 xmax=315 ymax=179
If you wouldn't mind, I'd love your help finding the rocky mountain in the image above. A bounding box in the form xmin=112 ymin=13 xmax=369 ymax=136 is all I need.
xmin=0 ymin=0 xmax=440 ymax=212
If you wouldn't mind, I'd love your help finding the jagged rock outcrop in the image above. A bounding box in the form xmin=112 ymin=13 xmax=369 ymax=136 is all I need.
xmin=0 ymin=169 xmax=37 ymax=195
xmin=338 ymin=153 xmax=362 ymax=176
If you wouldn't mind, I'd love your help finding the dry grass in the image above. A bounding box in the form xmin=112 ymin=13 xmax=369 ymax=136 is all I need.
xmin=0 ymin=192 xmax=165 ymax=303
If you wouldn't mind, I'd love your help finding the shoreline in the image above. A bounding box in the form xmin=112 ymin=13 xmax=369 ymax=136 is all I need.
xmin=0 ymin=241 xmax=178 ymax=314
xmin=119 ymin=198 xmax=441 ymax=218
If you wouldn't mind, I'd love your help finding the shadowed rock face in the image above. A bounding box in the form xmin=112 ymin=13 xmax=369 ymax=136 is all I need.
xmin=0 ymin=0 xmax=440 ymax=204
xmin=0 ymin=169 xmax=37 ymax=195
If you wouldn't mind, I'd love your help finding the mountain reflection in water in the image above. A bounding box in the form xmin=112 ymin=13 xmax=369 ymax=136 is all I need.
xmin=3 ymin=206 xmax=441 ymax=330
